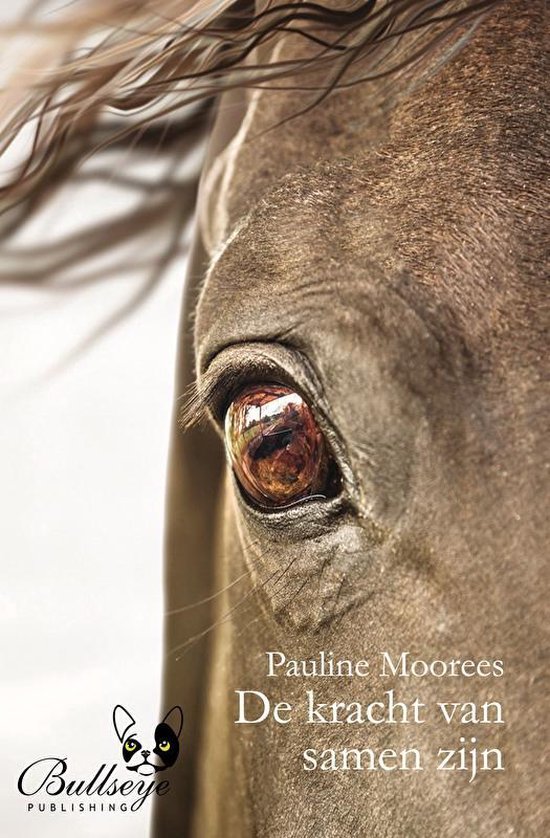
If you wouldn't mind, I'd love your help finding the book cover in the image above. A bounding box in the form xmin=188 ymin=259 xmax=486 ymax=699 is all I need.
xmin=1 ymin=2 xmax=547 ymax=836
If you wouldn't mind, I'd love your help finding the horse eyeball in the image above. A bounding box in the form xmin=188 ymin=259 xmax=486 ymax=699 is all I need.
xmin=224 ymin=383 xmax=339 ymax=508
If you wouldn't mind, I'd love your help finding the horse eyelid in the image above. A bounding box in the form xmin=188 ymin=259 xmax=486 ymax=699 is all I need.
xmin=179 ymin=374 xmax=226 ymax=431
xmin=181 ymin=354 xmax=320 ymax=432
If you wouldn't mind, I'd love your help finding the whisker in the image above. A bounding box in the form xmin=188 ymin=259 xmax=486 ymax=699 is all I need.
xmin=169 ymin=546 xmax=305 ymax=659
xmin=165 ymin=536 xmax=267 ymax=616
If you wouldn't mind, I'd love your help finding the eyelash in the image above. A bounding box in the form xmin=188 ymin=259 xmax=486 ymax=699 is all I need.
xmin=180 ymin=359 xmax=311 ymax=432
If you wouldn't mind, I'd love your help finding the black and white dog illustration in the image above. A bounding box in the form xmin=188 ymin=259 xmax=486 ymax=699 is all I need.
xmin=113 ymin=705 xmax=183 ymax=776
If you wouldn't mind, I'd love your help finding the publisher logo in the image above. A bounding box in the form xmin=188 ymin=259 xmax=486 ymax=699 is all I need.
xmin=17 ymin=705 xmax=184 ymax=814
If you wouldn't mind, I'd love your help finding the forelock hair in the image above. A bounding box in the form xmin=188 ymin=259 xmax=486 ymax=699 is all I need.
xmin=0 ymin=0 xmax=503 ymax=326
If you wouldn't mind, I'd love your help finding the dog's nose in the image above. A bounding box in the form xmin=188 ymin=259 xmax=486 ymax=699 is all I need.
xmin=141 ymin=750 xmax=151 ymax=758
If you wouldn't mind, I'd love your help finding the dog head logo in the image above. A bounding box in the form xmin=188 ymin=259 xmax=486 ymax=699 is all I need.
xmin=112 ymin=705 xmax=183 ymax=777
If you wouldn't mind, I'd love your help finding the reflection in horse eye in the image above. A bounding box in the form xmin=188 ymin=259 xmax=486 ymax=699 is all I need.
xmin=224 ymin=384 xmax=340 ymax=508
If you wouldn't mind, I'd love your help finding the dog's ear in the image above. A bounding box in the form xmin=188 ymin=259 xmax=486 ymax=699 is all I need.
xmin=113 ymin=705 xmax=136 ymax=742
xmin=162 ymin=706 xmax=183 ymax=739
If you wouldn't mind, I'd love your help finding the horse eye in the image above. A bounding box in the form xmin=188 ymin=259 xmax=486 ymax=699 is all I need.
xmin=224 ymin=383 xmax=340 ymax=508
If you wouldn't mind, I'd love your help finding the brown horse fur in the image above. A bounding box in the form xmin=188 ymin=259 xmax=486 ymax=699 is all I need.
xmin=161 ymin=3 xmax=548 ymax=836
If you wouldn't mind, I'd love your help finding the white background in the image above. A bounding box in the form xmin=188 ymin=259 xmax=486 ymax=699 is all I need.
xmin=0 ymin=5 xmax=193 ymax=827
xmin=0 ymin=197 xmax=188 ymax=837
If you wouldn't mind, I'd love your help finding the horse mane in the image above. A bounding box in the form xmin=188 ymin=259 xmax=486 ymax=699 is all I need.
xmin=0 ymin=0 xmax=503 ymax=325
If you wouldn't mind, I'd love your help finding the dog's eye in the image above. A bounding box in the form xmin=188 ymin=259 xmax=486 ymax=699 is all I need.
xmin=159 ymin=741 xmax=171 ymax=752
xmin=224 ymin=383 xmax=340 ymax=508
xmin=124 ymin=740 xmax=139 ymax=752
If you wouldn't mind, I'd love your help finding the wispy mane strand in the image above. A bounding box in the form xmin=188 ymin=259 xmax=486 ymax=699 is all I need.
xmin=1 ymin=1 xmax=503 ymax=216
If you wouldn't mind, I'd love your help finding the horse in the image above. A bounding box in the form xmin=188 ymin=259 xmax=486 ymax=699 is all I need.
xmin=1 ymin=1 xmax=547 ymax=836
xmin=157 ymin=2 xmax=548 ymax=835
